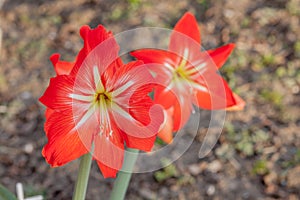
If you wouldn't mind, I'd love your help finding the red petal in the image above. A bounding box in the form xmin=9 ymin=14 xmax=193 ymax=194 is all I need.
xmin=96 ymin=161 xmax=119 ymax=179
xmin=126 ymin=88 xmax=160 ymax=152
xmin=207 ymin=44 xmax=235 ymax=69
xmin=126 ymin=90 xmax=163 ymax=151
xmin=124 ymin=134 xmax=157 ymax=152
xmin=131 ymin=49 xmax=182 ymax=95
xmin=44 ymin=108 xmax=55 ymax=134
xmin=169 ymin=12 xmax=201 ymax=59
xmin=170 ymin=12 xmax=201 ymax=45
xmin=131 ymin=49 xmax=179 ymax=66
xmin=70 ymin=25 xmax=119 ymax=76
xmin=154 ymin=85 xmax=177 ymax=109
xmin=94 ymin=129 xmax=124 ymax=178
xmin=226 ymin=93 xmax=246 ymax=111
xmin=42 ymin=111 xmax=89 ymax=167
xmin=131 ymin=49 xmax=181 ymax=109
xmin=129 ymin=88 xmax=153 ymax=125
xmin=157 ymin=107 xmax=174 ymax=144
xmin=192 ymin=75 xmax=237 ymax=110
xmin=102 ymin=58 xmax=123 ymax=83
xmin=109 ymin=61 xmax=156 ymax=109
xmin=112 ymin=103 xmax=164 ymax=151
xmin=107 ymin=60 xmax=151 ymax=92
xmin=50 ymin=53 xmax=74 ymax=75
xmin=39 ymin=75 xmax=75 ymax=112
xmin=45 ymin=108 xmax=54 ymax=120
xmin=107 ymin=61 xmax=164 ymax=151
xmin=172 ymin=98 xmax=193 ymax=131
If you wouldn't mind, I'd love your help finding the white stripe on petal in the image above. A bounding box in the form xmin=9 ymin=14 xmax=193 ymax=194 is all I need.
xmin=69 ymin=94 xmax=94 ymax=102
xmin=187 ymin=62 xmax=207 ymax=75
xmin=111 ymin=80 xmax=134 ymax=98
xmin=183 ymin=48 xmax=189 ymax=60
xmin=177 ymin=48 xmax=189 ymax=69
xmin=188 ymin=81 xmax=208 ymax=92
xmin=111 ymin=102 xmax=135 ymax=122
xmin=75 ymin=104 xmax=96 ymax=129
xmin=164 ymin=62 xmax=175 ymax=71
xmin=164 ymin=81 xmax=174 ymax=92
xmin=93 ymin=66 xmax=104 ymax=92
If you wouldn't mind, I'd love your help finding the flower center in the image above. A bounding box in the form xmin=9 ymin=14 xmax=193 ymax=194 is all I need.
xmin=94 ymin=91 xmax=111 ymax=104
xmin=174 ymin=66 xmax=189 ymax=81
xmin=91 ymin=66 xmax=114 ymax=138
xmin=172 ymin=47 xmax=191 ymax=82
xmin=167 ymin=48 xmax=207 ymax=94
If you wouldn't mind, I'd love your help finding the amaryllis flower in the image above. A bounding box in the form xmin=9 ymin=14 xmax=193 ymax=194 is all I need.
xmin=131 ymin=12 xmax=245 ymax=143
xmin=40 ymin=25 xmax=163 ymax=178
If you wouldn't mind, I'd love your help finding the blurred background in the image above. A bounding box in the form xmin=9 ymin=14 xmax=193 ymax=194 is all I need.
xmin=0 ymin=0 xmax=299 ymax=199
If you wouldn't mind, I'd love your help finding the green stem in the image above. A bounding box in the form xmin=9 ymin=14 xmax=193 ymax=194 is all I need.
xmin=110 ymin=148 xmax=139 ymax=200
xmin=73 ymin=146 xmax=94 ymax=200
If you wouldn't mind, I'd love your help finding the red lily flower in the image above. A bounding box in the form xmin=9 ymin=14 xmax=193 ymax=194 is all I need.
xmin=40 ymin=25 xmax=163 ymax=178
xmin=131 ymin=12 xmax=245 ymax=143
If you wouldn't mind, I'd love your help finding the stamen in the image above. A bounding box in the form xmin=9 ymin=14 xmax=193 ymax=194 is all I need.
xmin=98 ymin=94 xmax=113 ymax=137
xmin=99 ymin=124 xmax=105 ymax=135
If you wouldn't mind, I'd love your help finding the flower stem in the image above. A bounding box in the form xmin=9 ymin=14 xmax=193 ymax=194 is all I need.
xmin=109 ymin=148 xmax=139 ymax=200
xmin=73 ymin=146 xmax=94 ymax=200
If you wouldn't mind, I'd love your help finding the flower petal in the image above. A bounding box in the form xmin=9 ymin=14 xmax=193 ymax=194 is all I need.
xmin=157 ymin=107 xmax=174 ymax=144
xmin=170 ymin=12 xmax=201 ymax=46
xmin=44 ymin=108 xmax=54 ymax=134
xmin=71 ymin=25 xmax=120 ymax=76
xmin=154 ymin=85 xmax=178 ymax=109
xmin=45 ymin=108 xmax=54 ymax=120
xmin=192 ymin=74 xmax=237 ymax=110
xmin=126 ymin=88 xmax=163 ymax=151
xmin=124 ymin=134 xmax=157 ymax=152
xmin=108 ymin=61 xmax=151 ymax=94
xmin=226 ymin=93 xmax=246 ymax=111
xmin=207 ymin=44 xmax=235 ymax=69
xmin=168 ymin=12 xmax=201 ymax=61
xmin=39 ymin=75 xmax=75 ymax=112
xmin=96 ymin=161 xmax=119 ymax=179
xmin=50 ymin=53 xmax=74 ymax=76
xmin=172 ymin=98 xmax=193 ymax=131
xmin=42 ymin=111 xmax=89 ymax=167
xmin=107 ymin=61 xmax=164 ymax=151
xmin=94 ymin=128 xmax=124 ymax=178
xmin=131 ymin=49 xmax=179 ymax=66
xmin=111 ymin=102 xmax=164 ymax=151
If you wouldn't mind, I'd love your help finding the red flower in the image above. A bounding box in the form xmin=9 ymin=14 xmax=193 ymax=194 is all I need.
xmin=131 ymin=12 xmax=245 ymax=143
xmin=40 ymin=25 xmax=163 ymax=178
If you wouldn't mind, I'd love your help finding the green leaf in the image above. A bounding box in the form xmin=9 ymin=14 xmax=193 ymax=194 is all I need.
xmin=0 ymin=183 xmax=18 ymax=200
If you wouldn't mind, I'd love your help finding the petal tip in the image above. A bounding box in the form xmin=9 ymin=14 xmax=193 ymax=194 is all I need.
xmin=226 ymin=93 xmax=246 ymax=111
